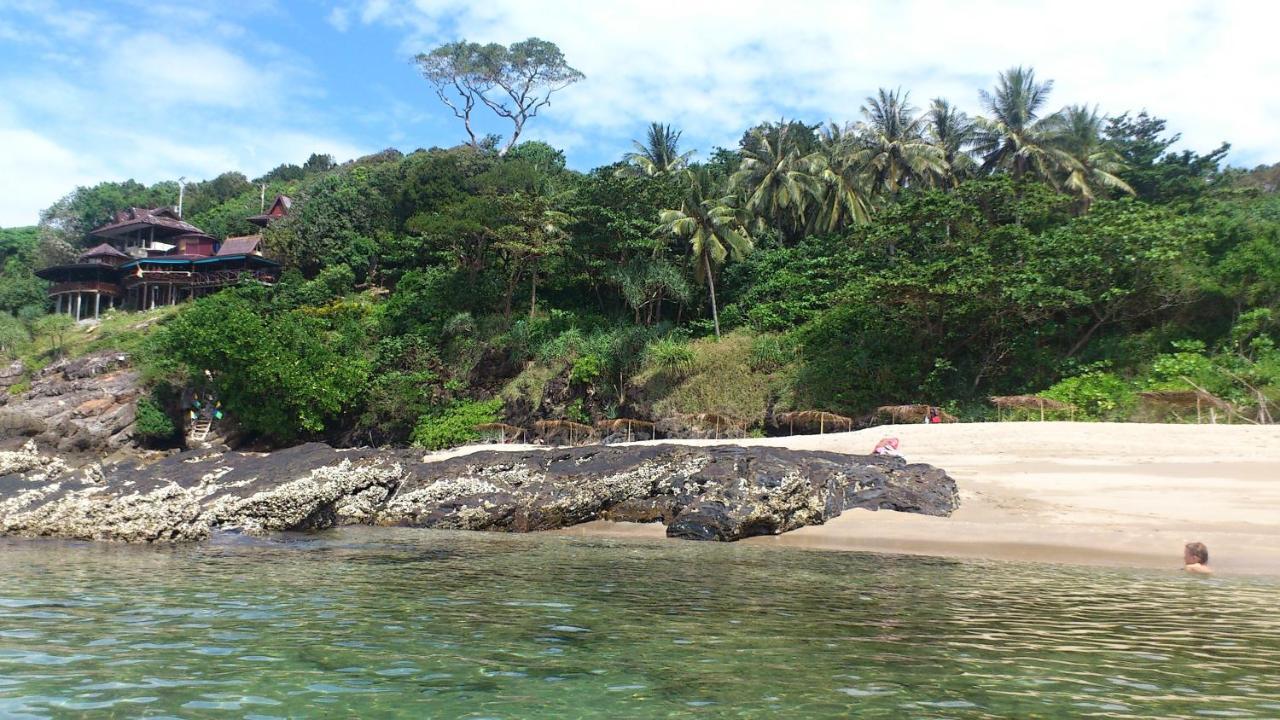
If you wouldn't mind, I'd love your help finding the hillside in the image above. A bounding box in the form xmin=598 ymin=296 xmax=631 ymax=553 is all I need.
xmin=2 ymin=68 xmax=1277 ymax=451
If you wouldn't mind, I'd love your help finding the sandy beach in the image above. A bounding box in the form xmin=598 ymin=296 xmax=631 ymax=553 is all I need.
xmin=542 ymin=423 xmax=1280 ymax=575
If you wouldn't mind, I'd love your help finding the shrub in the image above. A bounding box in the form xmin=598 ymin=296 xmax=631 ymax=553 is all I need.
xmin=747 ymin=333 xmax=793 ymax=374
xmin=146 ymin=291 xmax=371 ymax=443
xmin=644 ymin=337 xmax=695 ymax=377
xmin=565 ymin=397 xmax=590 ymax=424
xmin=569 ymin=353 xmax=605 ymax=384
xmin=411 ymin=398 xmax=503 ymax=450
xmin=134 ymin=395 xmax=177 ymax=443
xmin=1041 ymin=366 xmax=1136 ymax=420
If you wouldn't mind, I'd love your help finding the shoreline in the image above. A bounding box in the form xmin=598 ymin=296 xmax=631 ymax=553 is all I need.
xmin=545 ymin=422 xmax=1280 ymax=575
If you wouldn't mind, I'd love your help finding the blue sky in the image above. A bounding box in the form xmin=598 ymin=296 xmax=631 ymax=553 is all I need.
xmin=1 ymin=0 xmax=1276 ymax=226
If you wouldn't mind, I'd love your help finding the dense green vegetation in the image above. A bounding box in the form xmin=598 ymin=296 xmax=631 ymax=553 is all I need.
xmin=5 ymin=61 xmax=1279 ymax=446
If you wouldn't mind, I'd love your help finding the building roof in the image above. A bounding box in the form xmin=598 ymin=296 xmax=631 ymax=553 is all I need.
xmin=216 ymin=235 xmax=263 ymax=256
xmin=90 ymin=207 xmax=206 ymax=238
xmin=78 ymin=243 xmax=130 ymax=261
xmin=246 ymin=195 xmax=292 ymax=226
xmin=35 ymin=263 xmax=123 ymax=281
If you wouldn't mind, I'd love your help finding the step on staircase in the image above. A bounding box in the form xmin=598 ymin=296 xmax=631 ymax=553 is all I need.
xmin=188 ymin=418 xmax=213 ymax=444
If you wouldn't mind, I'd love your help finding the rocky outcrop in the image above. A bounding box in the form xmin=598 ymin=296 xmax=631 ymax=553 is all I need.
xmin=0 ymin=442 xmax=959 ymax=544
xmin=0 ymin=351 xmax=140 ymax=453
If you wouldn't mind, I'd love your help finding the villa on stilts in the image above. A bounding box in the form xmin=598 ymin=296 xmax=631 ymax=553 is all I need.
xmin=36 ymin=199 xmax=288 ymax=320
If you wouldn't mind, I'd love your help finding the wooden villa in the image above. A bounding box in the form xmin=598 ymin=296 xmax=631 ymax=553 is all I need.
xmin=37 ymin=201 xmax=288 ymax=320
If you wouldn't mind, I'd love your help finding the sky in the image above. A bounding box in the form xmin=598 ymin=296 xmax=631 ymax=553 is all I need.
xmin=1 ymin=0 xmax=1277 ymax=226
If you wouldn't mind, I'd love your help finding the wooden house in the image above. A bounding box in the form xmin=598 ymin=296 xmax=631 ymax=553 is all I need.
xmin=37 ymin=206 xmax=283 ymax=320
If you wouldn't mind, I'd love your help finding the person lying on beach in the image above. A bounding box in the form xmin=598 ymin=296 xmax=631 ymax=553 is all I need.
xmin=1184 ymin=542 xmax=1212 ymax=575
xmin=872 ymin=437 xmax=902 ymax=457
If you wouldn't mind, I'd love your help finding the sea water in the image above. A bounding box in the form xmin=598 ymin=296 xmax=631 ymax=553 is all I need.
xmin=0 ymin=528 xmax=1276 ymax=718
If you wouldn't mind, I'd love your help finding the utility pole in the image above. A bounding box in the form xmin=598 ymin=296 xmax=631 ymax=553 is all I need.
xmin=177 ymin=176 xmax=187 ymax=218
xmin=260 ymin=183 xmax=267 ymax=212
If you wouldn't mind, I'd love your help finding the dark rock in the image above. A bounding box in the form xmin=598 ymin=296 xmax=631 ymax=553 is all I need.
xmin=0 ymin=442 xmax=959 ymax=544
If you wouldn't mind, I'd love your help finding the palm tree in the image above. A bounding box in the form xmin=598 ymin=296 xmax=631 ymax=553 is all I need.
xmin=973 ymin=66 xmax=1074 ymax=182
xmin=858 ymin=88 xmax=947 ymax=194
xmin=731 ymin=121 xmax=817 ymax=241
xmin=1049 ymin=105 xmax=1134 ymax=208
xmin=925 ymin=98 xmax=976 ymax=187
xmin=808 ymin=122 xmax=873 ymax=233
xmin=619 ymin=122 xmax=695 ymax=177
xmin=658 ymin=168 xmax=753 ymax=338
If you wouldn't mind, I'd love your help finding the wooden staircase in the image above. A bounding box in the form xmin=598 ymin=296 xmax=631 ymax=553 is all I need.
xmin=188 ymin=418 xmax=213 ymax=444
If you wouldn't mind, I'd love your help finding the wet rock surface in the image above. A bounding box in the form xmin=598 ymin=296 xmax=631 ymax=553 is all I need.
xmin=0 ymin=442 xmax=959 ymax=543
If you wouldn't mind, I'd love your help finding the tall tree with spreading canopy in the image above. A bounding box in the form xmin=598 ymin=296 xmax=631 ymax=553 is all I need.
xmin=1048 ymin=105 xmax=1134 ymax=208
xmin=415 ymin=38 xmax=583 ymax=155
xmin=926 ymin=98 xmax=977 ymax=187
xmin=732 ymin=121 xmax=817 ymax=241
xmin=659 ymin=168 xmax=753 ymax=338
xmin=808 ymin=122 xmax=873 ymax=233
xmin=858 ymin=88 xmax=946 ymax=193
xmin=973 ymin=66 xmax=1074 ymax=183
xmin=620 ymin=123 xmax=695 ymax=177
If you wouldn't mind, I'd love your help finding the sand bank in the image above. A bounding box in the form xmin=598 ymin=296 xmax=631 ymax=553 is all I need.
xmin=543 ymin=423 xmax=1280 ymax=574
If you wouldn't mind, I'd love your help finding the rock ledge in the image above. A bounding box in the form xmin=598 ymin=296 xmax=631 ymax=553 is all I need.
xmin=0 ymin=442 xmax=958 ymax=543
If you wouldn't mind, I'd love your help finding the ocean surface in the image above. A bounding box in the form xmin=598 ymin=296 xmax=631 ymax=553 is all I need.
xmin=0 ymin=528 xmax=1277 ymax=719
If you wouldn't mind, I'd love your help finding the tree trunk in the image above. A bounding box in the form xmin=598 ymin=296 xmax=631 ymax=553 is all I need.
xmin=704 ymin=252 xmax=721 ymax=339
xmin=502 ymin=266 xmax=520 ymax=322
xmin=529 ymin=267 xmax=538 ymax=319
xmin=1065 ymin=309 xmax=1112 ymax=360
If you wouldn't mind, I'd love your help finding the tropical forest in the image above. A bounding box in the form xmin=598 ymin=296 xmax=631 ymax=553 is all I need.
xmin=3 ymin=46 xmax=1278 ymax=449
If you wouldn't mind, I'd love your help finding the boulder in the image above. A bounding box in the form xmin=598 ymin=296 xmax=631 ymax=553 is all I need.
xmin=0 ymin=351 xmax=141 ymax=453
xmin=0 ymin=442 xmax=959 ymax=544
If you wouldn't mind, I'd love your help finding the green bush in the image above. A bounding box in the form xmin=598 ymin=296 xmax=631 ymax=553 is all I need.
xmin=411 ymin=398 xmax=503 ymax=450
xmin=1041 ymin=367 xmax=1136 ymax=420
xmin=569 ymin=353 xmax=605 ymax=384
xmin=748 ymin=333 xmax=793 ymax=373
xmin=146 ymin=290 xmax=371 ymax=443
xmin=134 ymin=395 xmax=177 ymax=442
xmin=565 ymin=397 xmax=590 ymax=424
xmin=644 ymin=337 xmax=695 ymax=377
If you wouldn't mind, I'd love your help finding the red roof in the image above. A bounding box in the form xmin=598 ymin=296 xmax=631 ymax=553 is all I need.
xmin=246 ymin=195 xmax=292 ymax=226
xmin=216 ymin=235 xmax=263 ymax=256
xmin=78 ymin=243 xmax=130 ymax=260
xmin=90 ymin=207 xmax=206 ymax=238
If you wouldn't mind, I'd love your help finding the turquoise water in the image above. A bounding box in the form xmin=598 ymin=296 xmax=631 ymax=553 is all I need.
xmin=0 ymin=529 xmax=1277 ymax=719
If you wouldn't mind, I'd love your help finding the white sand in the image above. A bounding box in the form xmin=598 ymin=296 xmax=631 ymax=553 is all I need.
xmin=442 ymin=423 xmax=1280 ymax=574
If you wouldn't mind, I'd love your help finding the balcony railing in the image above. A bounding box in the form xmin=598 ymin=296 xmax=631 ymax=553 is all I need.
xmin=48 ymin=280 xmax=120 ymax=296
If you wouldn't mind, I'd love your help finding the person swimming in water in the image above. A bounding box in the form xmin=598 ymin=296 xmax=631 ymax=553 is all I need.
xmin=1183 ymin=542 xmax=1212 ymax=574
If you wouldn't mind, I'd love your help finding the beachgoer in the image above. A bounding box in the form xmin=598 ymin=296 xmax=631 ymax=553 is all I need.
xmin=1183 ymin=542 xmax=1212 ymax=575
xmin=927 ymin=407 xmax=942 ymax=424
xmin=872 ymin=437 xmax=902 ymax=457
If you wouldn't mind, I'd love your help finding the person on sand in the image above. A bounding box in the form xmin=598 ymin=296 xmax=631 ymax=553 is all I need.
xmin=926 ymin=407 xmax=942 ymax=424
xmin=1184 ymin=542 xmax=1212 ymax=574
xmin=872 ymin=437 xmax=902 ymax=457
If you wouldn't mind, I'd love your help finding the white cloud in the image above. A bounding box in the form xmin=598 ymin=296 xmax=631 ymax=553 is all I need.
xmin=0 ymin=1 xmax=368 ymax=226
xmin=347 ymin=0 xmax=1280 ymax=166
xmin=328 ymin=6 xmax=351 ymax=31
xmin=104 ymin=34 xmax=268 ymax=109
xmin=0 ymin=128 xmax=101 ymax=226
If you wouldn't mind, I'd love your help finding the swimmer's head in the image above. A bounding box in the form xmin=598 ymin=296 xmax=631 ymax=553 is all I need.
xmin=1184 ymin=541 xmax=1209 ymax=565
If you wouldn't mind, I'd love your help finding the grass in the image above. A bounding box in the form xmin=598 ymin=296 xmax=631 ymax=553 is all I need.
xmin=501 ymin=361 xmax=563 ymax=412
xmin=14 ymin=306 xmax=179 ymax=376
xmin=634 ymin=330 xmax=797 ymax=426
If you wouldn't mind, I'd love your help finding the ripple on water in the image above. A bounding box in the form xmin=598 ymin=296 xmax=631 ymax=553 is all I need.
xmin=0 ymin=532 xmax=1276 ymax=719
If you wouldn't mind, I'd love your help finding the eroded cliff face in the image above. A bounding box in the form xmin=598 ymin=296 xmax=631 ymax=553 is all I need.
xmin=0 ymin=351 xmax=140 ymax=454
xmin=0 ymin=442 xmax=959 ymax=544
